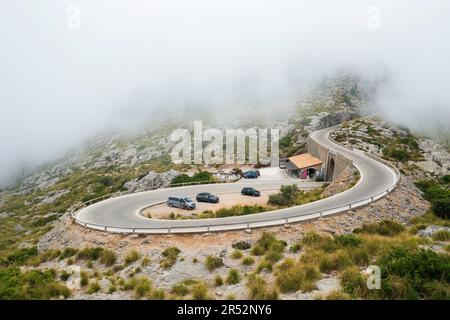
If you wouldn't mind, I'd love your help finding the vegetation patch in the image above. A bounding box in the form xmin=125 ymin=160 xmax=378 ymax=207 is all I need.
xmin=353 ymin=220 xmax=405 ymax=237
xmin=246 ymin=274 xmax=278 ymax=300
xmin=415 ymin=176 xmax=450 ymax=220
xmin=171 ymin=282 xmax=190 ymax=297
xmin=251 ymin=232 xmax=287 ymax=263
xmin=197 ymin=205 xmax=270 ymax=219
xmin=274 ymin=258 xmax=321 ymax=293
xmin=226 ymin=269 xmax=241 ymax=285
xmin=160 ymin=247 xmax=181 ymax=269
xmin=268 ymin=184 xmax=326 ymax=207
xmin=191 ymin=281 xmax=211 ymax=300
xmin=124 ymin=250 xmax=140 ymax=265
xmin=0 ymin=267 xmax=70 ymax=299
xmin=205 ymin=255 xmax=224 ymax=272
xmin=170 ymin=171 xmax=215 ymax=186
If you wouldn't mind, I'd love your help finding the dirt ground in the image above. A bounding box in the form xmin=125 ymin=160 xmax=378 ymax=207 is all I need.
xmin=141 ymin=190 xmax=276 ymax=219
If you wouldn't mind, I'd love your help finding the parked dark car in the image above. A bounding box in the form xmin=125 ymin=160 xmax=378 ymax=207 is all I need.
xmin=167 ymin=196 xmax=196 ymax=210
xmin=241 ymin=187 xmax=261 ymax=197
xmin=196 ymin=192 xmax=219 ymax=203
xmin=243 ymin=171 xmax=258 ymax=179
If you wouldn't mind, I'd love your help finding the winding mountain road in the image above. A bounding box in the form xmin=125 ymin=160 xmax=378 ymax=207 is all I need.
xmin=74 ymin=127 xmax=398 ymax=234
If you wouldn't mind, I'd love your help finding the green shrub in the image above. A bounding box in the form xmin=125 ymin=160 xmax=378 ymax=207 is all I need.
xmin=226 ymin=269 xmax=241 ymax=285
xmin=289 ymin=243 xmax=302 ymax=253
xmin=112 ymin=264 xmax=125 ymax=273
xmin=141 ymin=256 xmax=150 ymax=267
xmin=86 ymin=282 xmax=101 ymax=294
xmin=37 ymin=249 xmax=61 ymax=264
xmin=275 ymin=258 xmax=320 ymax=293
xmin=108 ymin=285 xmax=117 ymax=294
xmin=231 ymin=168 xmax=244 ymax=176
xmin=334 ymin=234 xmax=361 ymax=247
xmin=320 ymin=290 xmax=351 ymax=300
xmin=0 ymin=267 xmax=71 ymax=299
xmin=353 ymin=220 xmax=405 ymax=236
xmin=268 ymin=184 xmax=299 ymax=207
xmin=432 ymin=230 xmax=450 ymax=241
xmin=123 ymin=276 xmax=152 ymax=298
xmin=214 ymin=275 xmax=223 ymax=287
xmin=376 ymin=247 xmax=450 ymax=299
xmin=0 ymin=247 xmax=38 ymax=266
xmin=150 ymin=288 xmax=165 ymax=300
xmin=160 ymin=247 xmax=180 ymax=269
xmin=348 ymin=247 xmax=370 ymax=266
xmin=256 ymin=260 xmax=273 ymax=273
xmin=231 ymin=250 xmax=242 ymax=259
xmin=76 ymin=247 xmax=103 ymax=261
xmin=198 ymin=205 xmax=269 ymax=219
xmin=301 ymin=232 xmax=327 ymax=246
xmin=415 ymin=179 xmax=450 ymax=219
xmin=60 ymin=248 xmax=78 ymax=260
xmin=246 ymin=274 xmax=279 ymax=300
xmin=100 ymin=249 xmax=117 ymax=267
xmin=171 ymin=171 xmax=215 ymax=186
xmin=60 ymin=271 xmax=71 ymax=282
xmin=251 ymin=232 xmax=286 ymax=263
xmin=134 ymin=277 xmax=152 ymax=298
xmin=242 ymin=256 xmax=255 ymax=266
xmin=232 ymin=241 xmax=251 ymax=250
xmin=98 ymin=176 xmax=114 ymax=187
xmin=124 ymin=250 xmax=140 ymax=265
xmin=432 ymin=199 xmax=450 ymax=219
xmin=171 ymin=283 xmax=189 ymax=296
xmin=80 ymin=271 xmax=89 ymax=287
xmin=422 ymin=280 xmax=450 ymax=300
xmin=383 ymin=146 xmax=410 ymax=162
xmin=340 ymin=267 xmax=368 ymax=298
xmin=319 ymin=251 xmax=353 ymax=273
xmin=205 ymin=255 xmax=223 ymax=272
xmin=191 ymin=282 xmax=211 ymax=300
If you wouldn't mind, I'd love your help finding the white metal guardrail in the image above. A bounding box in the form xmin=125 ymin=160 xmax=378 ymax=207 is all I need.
xmin=70 ymin=128 xmax=400 ymax=234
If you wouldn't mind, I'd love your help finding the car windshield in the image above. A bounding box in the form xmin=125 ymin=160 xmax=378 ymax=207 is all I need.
xmin=184 ymin=198 xmax=193 ymax=203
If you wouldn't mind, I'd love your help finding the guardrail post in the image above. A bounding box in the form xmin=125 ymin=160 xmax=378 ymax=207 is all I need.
xmin=371 ymin=196 xmax=374 ymax=203
xmin=168 ymin=227 xmax=171 ymax=235
xmin=104 ymin=226 xmax=107 ymax=232
xmin=349 ymin=204 xmax=352 ymax=210
xmin=320 ymin=211 xmax=323 ymax=218
xmin=207 ymin=226 xmax=210 ymax=234
xmin=133 ymin=228 xmax=136 ymax=234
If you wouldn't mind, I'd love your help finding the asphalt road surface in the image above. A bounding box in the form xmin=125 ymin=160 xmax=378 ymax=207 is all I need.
xmin=74 ymin=127 xmax=398 ymax=233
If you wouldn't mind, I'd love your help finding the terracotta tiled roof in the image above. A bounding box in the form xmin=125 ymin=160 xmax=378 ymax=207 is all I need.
xmin=287 ymin=153 xmax=322 ymax=169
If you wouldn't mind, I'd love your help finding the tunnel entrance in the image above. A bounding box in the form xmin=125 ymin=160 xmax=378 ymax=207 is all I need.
xmin=326 ymin=157 xmax=335 ymax=181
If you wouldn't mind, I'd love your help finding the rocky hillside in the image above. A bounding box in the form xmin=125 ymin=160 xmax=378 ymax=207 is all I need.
xmin=330 ymin=117 xmax=450 ymax=179
xmin=1 ymin=75 xmax=449 ymax=300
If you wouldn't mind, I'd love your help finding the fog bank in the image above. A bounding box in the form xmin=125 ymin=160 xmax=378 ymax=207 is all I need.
xmin=1 ymin=1 xmax=449 ymax=185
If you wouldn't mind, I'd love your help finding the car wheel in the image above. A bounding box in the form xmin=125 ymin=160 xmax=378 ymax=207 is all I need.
xmin=169 ymin=203 xmax=174 ymax=207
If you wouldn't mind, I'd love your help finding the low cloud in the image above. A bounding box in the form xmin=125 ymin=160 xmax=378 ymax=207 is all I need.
xmin=1 ymin=0 xmax=449 ymax=185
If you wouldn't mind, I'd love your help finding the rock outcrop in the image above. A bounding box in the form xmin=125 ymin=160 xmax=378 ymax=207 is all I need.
xmin=123 ymin=170 xmax=180 ymax=193
xmin=305 ymin=111 xmax=358 ymax=133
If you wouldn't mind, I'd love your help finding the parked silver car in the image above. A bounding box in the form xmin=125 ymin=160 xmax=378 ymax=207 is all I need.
xmin=167 ymin=196 xmax=196 ymax=210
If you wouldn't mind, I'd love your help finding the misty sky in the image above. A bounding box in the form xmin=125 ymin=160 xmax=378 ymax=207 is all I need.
xmin=1 ymin=1 xmax=450 ymax=186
